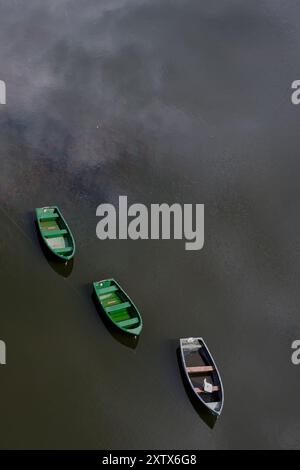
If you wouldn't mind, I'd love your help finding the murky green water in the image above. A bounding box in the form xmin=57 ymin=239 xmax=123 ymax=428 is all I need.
xmin=0 ymin=1 xmax=300 ymax=449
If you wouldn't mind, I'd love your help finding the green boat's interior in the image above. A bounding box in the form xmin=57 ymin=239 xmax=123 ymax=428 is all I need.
xmin=37 ymin=207 xmax=73 ymax=256
xmin=95 ymin=280 xmax=140 ymax=330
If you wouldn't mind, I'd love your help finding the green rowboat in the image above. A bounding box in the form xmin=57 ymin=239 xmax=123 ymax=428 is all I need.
xmin=36 ymin=206 xmax=76 ymax=261
xmin=93 ymin=279 xmax=143 ymax=336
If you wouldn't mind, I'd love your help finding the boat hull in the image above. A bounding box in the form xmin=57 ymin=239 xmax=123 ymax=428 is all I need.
xmin=36 ymin=206 xmax=76 ymax=261
xmin=180 ymin=337 xmax=224 ymax=416
xmin=93 ymin=279 xmax=143 ymax=336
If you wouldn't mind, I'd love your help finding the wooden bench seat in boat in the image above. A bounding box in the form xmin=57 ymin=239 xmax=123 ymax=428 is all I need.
xmin=43 ymin=229 xmax=68 ymax=238
xmin=54 ymin=247 xmax=74 ymax=254
xmin=187 ymin=366 xmax=214 ymax=374
xmin=106 ymin=302 xmax=131 ymax=314
xmin=117 ymin=317 xmax=139 ymax=328
xmin=195 ymin=386 xmax=219 ymax=394
xmin=39 ymin=213 xmax=60 ymax=221
xmin=97 ymin=285 xmax=118 ymax=295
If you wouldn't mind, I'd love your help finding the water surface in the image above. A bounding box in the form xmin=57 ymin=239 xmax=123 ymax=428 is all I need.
xmin=0 ymin=0 xmax=300 ymax=449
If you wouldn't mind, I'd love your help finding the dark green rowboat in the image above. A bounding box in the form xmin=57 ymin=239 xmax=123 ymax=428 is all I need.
xmin=36 ymin=206 xmax=76 ymax=261
xmin=93 ymin=279 xmax=143 ymax=336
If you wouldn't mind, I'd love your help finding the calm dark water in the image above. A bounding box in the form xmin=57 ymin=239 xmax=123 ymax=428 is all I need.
xmin=0 ymin=0 xmax=300 ymax=449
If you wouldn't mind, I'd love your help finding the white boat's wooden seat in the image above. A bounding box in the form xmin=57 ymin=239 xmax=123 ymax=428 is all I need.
xmin=187 ymin=366 xmax=214 ymax=374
